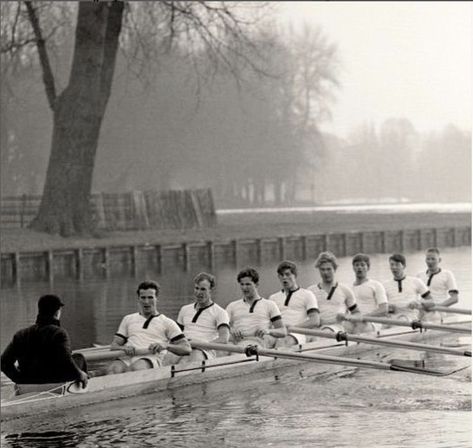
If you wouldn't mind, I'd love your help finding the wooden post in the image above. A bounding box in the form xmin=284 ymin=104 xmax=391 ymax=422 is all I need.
xmin=156 ymin=245 xmax=162 ymax=274
xmin=207 ymin=241 xmax=215 ymax=271
xmin=359 ymin=232 xmax=364 ymax=253
xmin=20 ymin=194 xmax=27 ymax=228
xmin=131 ymin=246 xmax=139 ymax=277
xmin=380 ymin=231 xmax=386 ymax=253
xmin=102 ymin=248 xmax=109 ymax=278
xmin=451 ymin=227 xmax=456 ymax=247
xmin=12 ymin=252 xmax=20 ymax=285
xmin=75 ymin=249 xmax=84 ymax=281
xmin=417 ymin=229 xmax=422 ymax=250
xmin=278 ymin=237 xmax=286 ymax=260
xmin=256 ymin=239 xmax=264 ymax=264
xmin=399 ymin=230 xmax=404 ymax=253
xmin=323 ymin=234 xmax=330 ymax=252
xmin=341 ymin=233 xmax=347 ymax=256
xmin=301 ymin=236 xmax=308 ymax=260
xmin=232 ymin=240 xmax=239 ymax=267
xmin=45 ymin=250 xmax=54 ymax=284
xmin=183 ymin=243 xmax=191 ymax=272
xmin=432 ymin=228 xmax=438 ymax=248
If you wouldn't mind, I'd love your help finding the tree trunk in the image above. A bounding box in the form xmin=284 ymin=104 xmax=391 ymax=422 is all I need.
xmin=30 ymin=2 xmax=124 ymax=236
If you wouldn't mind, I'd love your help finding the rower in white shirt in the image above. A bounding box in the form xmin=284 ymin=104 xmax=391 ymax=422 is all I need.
xmin=107 ymin=281 xmax=191 ymax=374
xmin=383 ymin=253 xmax=435 ymax=321
xmin=351 ymin=253 xmax=388 ymax=333
xmin=269 ymin=260 xmax=320 ymax=347
xmin=416 ymin=247 xmax=459 ymax=322
xmin=226 ymin=267 xmax=286 ymax=348
xmin=176 ymin=272 xmax=230 ymax=363
xmin=308 ymin=251 xmax=360 ymax=333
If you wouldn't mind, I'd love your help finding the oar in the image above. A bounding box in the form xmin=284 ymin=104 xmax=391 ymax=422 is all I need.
xmin=81 ymin=348 xmax=152 ymax=362
xmin=287 ymin=326 xmax=471 ymax=357
xmin=190 ymin=341 xmax=460 ymax=377
xmin=432 ymin=306 xmax=471 ymax=316
xmin=344 ymin=315 xmax=471 ymax=334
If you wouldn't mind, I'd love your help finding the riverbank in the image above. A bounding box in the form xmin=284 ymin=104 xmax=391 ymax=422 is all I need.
xmin=1 ymin=209 xmax=470 ymax=253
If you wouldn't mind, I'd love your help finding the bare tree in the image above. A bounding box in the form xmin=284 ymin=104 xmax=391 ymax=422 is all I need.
xmin=2 ymin=1 xmax=267 ymax=235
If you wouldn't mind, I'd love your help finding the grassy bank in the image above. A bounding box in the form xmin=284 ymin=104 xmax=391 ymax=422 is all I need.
xmin=1 ymin=210 xmax=470 ymax=253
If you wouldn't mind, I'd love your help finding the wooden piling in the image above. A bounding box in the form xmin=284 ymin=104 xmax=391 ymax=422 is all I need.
xmin=45 ymin=250 xmax=54 ymax=284
xmin=12 ymin=252 xmax=20 ymax=285
xmin=207 ymin=241 xmax=215 ymax=271
xmin=156 ymin=245 xmax=162 ymax=274
xmin=256 ymin=239 xmax=264 ymax=264
xmin=102 ymin=248 xmax=109 ymax=278
xmin=183 ymin=243 xmax=191 ymax=272
xmin=278 ymin=237 xmax=286 ymax=260
xmin=232 ymin=240 xmax=239 ymax=267
xmin=75 ymin=249 xmax=83 ymax=281
xmin=301 ymin=236 xmax=308 ymax=260
xmin=131 ymin=246 xmax=139 ymax=277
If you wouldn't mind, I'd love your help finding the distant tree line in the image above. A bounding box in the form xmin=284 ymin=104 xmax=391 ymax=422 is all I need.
xmin=1 ymin=2 xmax=470 ymax=223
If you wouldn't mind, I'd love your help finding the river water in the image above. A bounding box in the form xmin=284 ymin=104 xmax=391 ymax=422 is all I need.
xmin=1 ymin=247 xmax=471 ymax=447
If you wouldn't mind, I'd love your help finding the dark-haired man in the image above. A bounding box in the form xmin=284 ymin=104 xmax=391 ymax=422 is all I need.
xmin=1 ymin=295 xmax=88 ymax=389
xmin=384 ymin=254 xmax=434 ymax=321
xmin=226 ymin=267 xmax=286 ymax=348
xmin=107 ymin=281 xmax=191 ymax=374
xmin=269 ymin=260 xmax=319 ymax=347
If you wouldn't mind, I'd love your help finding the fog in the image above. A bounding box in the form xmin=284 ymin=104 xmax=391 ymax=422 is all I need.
xmin=1 ymin=2 xmax=470 ymax=207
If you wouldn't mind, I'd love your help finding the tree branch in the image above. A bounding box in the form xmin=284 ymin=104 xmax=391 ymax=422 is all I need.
xmin=24 ymin=1 xmax=56 ymax=110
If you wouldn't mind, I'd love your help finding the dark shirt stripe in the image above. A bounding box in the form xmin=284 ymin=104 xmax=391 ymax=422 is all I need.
xmin=348 ymin=304 xmax=358 ymax=312
xmin=427 ymin=269 xmax=441 ymax=286
xmin=217 ymin=323 xmax=230 ymax=329
xmin=170 ymin=334 xmax=186 ymax=343
xmin=270 ymin=315 xmax=282 ymax=323
xmin=115 ymin=333 xmax=128 ymax=341
xmin=143 ymin=314 xmax=160 ymax=329
xmin=284 ymin=288 xmax=300 ymax=306
xmin=249 ymin=299 xmax=262 ymax=313
xmin=421 ymin=291 xmax=431 ymax=299
xmin=192 ymin=303 xmax=215 ymax=323
xmin=326 ymin=283 xmax=338 ymax=301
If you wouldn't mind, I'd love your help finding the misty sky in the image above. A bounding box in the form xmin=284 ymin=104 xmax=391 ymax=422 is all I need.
xmin=276 ymin=2 xmax=471 ymax=137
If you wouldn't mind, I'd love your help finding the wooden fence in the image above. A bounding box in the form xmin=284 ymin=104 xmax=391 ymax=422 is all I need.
xmin=0 ymin=189 xmax=216 ymax=231
xmin=1 ymin=226 xmax=470 ymax=286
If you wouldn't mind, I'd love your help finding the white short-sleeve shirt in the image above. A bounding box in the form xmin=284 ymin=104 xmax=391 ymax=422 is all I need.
xmin=383 ymin=276 xmax=429 ymax=319
xmin=353 ymin=279 xmax=388 ymax=315
xmin=116 ymin=312 xmax=184 ymax=349
xmin=308 ymin=282 xmax=357 ymax=325
xmin=177 ymin=302 xmax=230 ymax=342
xmin=416 ymin=269 xmax=458 ymax=303
xmin=269 ymin=288 xmax=318 ymax=326
xmin=226 ymin=298 xmax=282 ymax=337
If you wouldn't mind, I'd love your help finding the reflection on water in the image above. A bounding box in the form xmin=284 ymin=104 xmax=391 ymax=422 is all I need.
xmin=1 ymin=247 xmax=471 ymax=350
xmin=1 ymin=355 xmax=471 ymax=448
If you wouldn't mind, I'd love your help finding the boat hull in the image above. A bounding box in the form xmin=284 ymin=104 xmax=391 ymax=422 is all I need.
xmin=1 ymin=326 xmax=469 ymax=422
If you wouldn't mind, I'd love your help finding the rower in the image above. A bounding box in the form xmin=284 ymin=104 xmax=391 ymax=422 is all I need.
xmin=174 ymin=272 xmax=230 ymax=363
xmin=383 ymin=253 xmax=435 ymax=322
xmin=308 ymin=251 xmax=360 ymax=333
xmin=226 ymin=267 xmax=286 ymax=348
xmin=268 ymin=260 xmax=320 ymax=347
xmin=351 ymin=253 xmax=389 ymax=333
xmin=1 ymin=295 xmax=88 ymax=392
xmin=416 ymin=247 xmax=459 ymax=322
xmin=107 ymin=281 xmax=191 ymax=374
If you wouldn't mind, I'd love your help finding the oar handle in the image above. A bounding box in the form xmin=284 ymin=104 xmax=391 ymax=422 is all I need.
xmin=432 ymin=306 xmax=472 ymax=315
xmin=82 ymin=348 xmax=152 ymax=362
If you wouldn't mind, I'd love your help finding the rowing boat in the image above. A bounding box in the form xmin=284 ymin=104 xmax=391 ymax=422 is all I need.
xmin=1 ymin=319 xmax=470 ymax=422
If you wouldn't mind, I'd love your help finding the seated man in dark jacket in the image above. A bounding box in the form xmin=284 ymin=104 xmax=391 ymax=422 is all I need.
xmin=1 ymin=294 xmax=88 ymax=389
